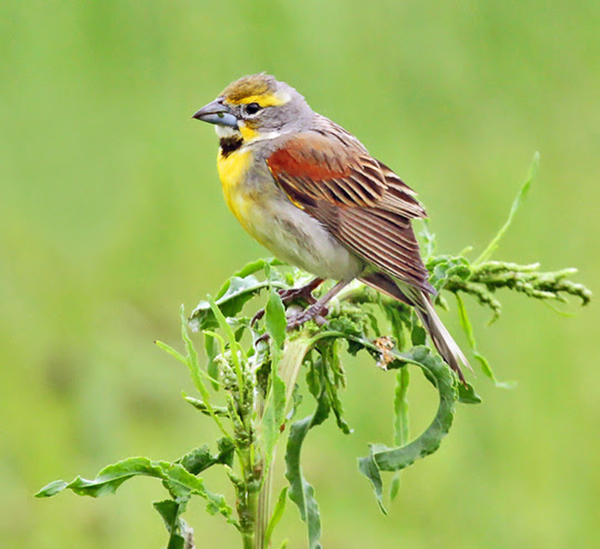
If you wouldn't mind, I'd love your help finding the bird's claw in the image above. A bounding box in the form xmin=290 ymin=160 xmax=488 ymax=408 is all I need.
xmin=286 ymin=305 xmax=329 ymax=331
xmin=251 ymin=281 xmax=321 ymax=327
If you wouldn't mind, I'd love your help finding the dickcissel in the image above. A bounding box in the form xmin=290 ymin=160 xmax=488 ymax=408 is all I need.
xmin=193 ymin=73 xmax=469 ymax=382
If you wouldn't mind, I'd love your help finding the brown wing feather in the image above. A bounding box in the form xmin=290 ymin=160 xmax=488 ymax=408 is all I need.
xmin=267 ymin=119 xmax=433 ymax=293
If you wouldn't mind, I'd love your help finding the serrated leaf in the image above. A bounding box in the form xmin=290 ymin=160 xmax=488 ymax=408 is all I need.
xmin=358 ymin=446 xmax=387 ymax=515
xmin=382 ymin=302 xmax=412 ymax=350
xmin=428 ymin=256 xmax=472 ymax=291
xmin=322 ymin=349 xmax=351 ymax=435
xmin=367 ymin=346 xmax=457 ymax=471
xmin=285 ymin=379 xmax=330 ymax=549
xmin=35 ymin=457 xmax=233 ymax=522
xmin=390 ymin=368 xmax=410 ymax=501
xmin=358 ymin=346 xmax=458 ymax=510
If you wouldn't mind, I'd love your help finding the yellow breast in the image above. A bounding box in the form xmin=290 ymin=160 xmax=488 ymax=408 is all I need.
xmin=217 ymin=148 xmax=254 ymax=233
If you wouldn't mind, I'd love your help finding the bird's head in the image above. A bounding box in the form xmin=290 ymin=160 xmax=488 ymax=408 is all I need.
xmin=193 ymin=73 xmax=312 ymax=144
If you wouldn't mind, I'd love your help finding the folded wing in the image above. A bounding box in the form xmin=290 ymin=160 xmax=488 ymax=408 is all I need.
xmin=267 ymin=122 xmax=434 ymax=293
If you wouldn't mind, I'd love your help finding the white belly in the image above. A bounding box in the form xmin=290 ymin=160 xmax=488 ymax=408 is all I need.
xmin=243 ymin=195 xmax=365 ymax=281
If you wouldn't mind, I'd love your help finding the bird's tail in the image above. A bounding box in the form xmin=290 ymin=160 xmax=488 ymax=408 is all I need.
xmin=360 ymin=272 xmax=470 ymax=383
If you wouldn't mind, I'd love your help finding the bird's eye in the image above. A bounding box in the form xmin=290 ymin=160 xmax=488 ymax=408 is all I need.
xmin=244 ymin=102 xmax=262 ymax=116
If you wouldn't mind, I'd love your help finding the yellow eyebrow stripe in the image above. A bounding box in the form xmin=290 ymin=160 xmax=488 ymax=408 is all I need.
xmin=228 ymin=93 xmax=288 ymax=107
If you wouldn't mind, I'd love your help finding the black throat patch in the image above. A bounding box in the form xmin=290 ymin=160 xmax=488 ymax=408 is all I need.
xmin=219 ymin=136 xmax=243 ymax=158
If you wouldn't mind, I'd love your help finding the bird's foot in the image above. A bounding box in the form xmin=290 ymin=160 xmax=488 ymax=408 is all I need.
xmin=286 ymin=303 xmax=329 ymax=331
xmin=251 ymin=278 xmax=324 ymax=326
xmin=277 ymin=285 xmax=318 ymax=306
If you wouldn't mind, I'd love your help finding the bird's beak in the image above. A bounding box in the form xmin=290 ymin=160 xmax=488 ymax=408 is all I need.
xmin=192 ymin=99 xmax=238 ymax=128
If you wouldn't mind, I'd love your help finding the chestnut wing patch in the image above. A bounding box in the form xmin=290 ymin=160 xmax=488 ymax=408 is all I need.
xmin=267 ymin=133 xmax=386 ymax=208
xmin=267 ymin=131 xmax=433 ymax=292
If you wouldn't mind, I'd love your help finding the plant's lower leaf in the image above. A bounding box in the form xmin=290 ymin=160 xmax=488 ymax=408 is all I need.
xmin=35 ymin=457 xmax=233 ymax=523
xmin=285 ymin=381 xmax=330 ymax=549
xmin=358 ymin=346 xmax=458 ymax=510
xmin=154 ymin=498 xmax=185 ymax=531
xmin=154 ymin=499 xmax=189 ymax=549
xmin=265 ymin=486 xmax=288 ymax=548
xmin=390 ymin=368 xmax=410 ymax=501
xmin=369 ymin=346 xmax=457 ymax=471
xmin=358 ymin=447 xmax=387 ymax=515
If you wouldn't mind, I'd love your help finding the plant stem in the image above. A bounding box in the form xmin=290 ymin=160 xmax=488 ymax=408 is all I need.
xmin=238 ymin=444 xmax=260 ymax=549
xmin=254 ymin=334 xmax=313 ymax=548
xmin=280 ymin=336 xmax=313 ymax=408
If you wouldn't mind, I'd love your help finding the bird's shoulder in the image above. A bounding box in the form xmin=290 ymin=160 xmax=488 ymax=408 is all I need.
xmin=265 ymin=115 xmax=426 ymax=218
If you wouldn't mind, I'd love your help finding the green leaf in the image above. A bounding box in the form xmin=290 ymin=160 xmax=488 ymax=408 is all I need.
xmin=265 ymin=487 xmax=288 ymax=547
xmin=266 ymin=286 xmax=287 ymax=348
xmin=455 ymin=294 xmax=513 ymax=390
xmin=285 ymin=378 xmax=330 ymax=549
xmin=427 ymin=255 xmax=471 ymax=292
xmin=358 ymin=346 xmax=458 ymax=510
xmin=321 ymin=345 xmax=351 ymax=435
xmin=419 ymin=218 xmax=437 ymax=260
xmin=390 ymin=368 xmax=410 ymax=501
xmin=153 ymin=499 xmax=190 ymax=549
xmin=204 ymin=333 xmax=220 ymax=390
xmin=176 ymin=438 xmax=234 ymax=475
xmin=154 ymin=340 xmax=187 ymax=367
xmin=262 ymin=372 xmax=287 ymax=470
xmin=457 ymin=381 xmax=483 ymax=404
xmin=35 ymin=457 xmax=234 ymax=522
xmin=475 ymin=152 xmax=539 ymax=265
xmin=206 ymin=295 xmax=246 ymax=404
xmin=154 ymin=499 xmax=185 ymax=531
xmin=184 ymin=395 xmax=229 ymax=416
xmin=233 ymin=257 xmax=284 ymax=278
xmin=35 ymin=480 xmax=67 ymax=497
xmin=368 ymin=346 xmax=457 ymax=471
xmin=180 ymin=305 xmax=207 ymax=396
xmin=358 ymin=445 xmax=387 ymax=515
xmin=190 ymin=275 xmax=276 ymax=332
xmin=382 ymin=302 xmax=412 ymax=350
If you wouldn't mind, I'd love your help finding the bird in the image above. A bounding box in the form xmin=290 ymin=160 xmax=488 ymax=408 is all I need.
xmin=192 ymin=73 xmax=469 ymax=382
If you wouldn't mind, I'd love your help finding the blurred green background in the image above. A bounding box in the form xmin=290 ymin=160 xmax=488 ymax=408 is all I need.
xmin=1 ymin=1 xmax=598 ymax=547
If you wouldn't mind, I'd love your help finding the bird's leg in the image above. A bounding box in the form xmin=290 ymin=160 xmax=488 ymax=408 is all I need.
xmin=278 ymin=277 xmax=324 ymax=305
xmin=286 ymin=280 xmax=351 ymax=331
xmin=251 ymin=277 xmax=324 ymax=326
